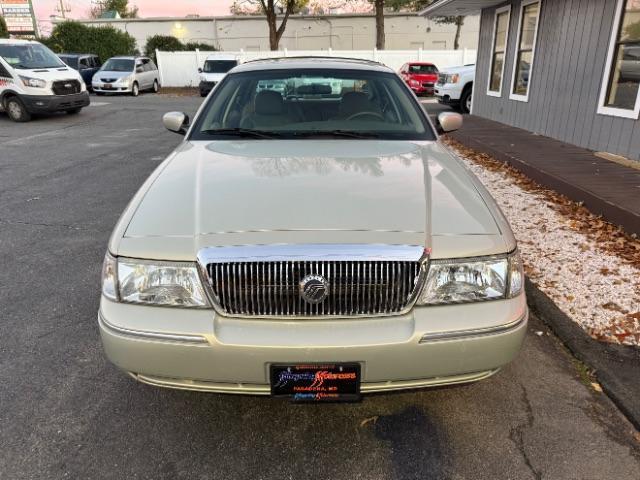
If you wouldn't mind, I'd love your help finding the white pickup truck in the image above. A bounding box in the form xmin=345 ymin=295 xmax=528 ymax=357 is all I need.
xmin=434 ymin=64 xmax=475 ymax=114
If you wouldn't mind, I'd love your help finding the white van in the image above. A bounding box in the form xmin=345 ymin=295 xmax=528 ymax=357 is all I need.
xmin=0 ymin=39 xmax=90 ymax=122
xmin=198 ymin=54 xmax=238 ymax=97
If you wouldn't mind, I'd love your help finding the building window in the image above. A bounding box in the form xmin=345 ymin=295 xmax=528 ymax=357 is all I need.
xmin=510 ymin=0 xmax=541 ymax=101
xmin=598 ymin=0 xmax=640 ymax=119
xmin=487 ymin=6 xmax=511 ymax=96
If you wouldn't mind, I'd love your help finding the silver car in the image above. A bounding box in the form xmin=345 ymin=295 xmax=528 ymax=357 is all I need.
xmin=92 ymin=56 xmax=159 ymax=96
xmin=99 ymin=57 xmax=527 ymax=402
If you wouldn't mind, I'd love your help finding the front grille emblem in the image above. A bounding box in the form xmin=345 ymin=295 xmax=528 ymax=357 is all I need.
xmin=299 ymin=274 xmax=329 ymax=304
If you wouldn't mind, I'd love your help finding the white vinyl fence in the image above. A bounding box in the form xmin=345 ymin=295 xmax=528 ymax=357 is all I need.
xmin=156 ymin=48 xmax=477 ymax=87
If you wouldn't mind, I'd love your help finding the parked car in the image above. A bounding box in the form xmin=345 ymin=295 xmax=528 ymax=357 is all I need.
xmin=99 ymin=57 xmax=526 ymax=401
xmin=0 ymin=39 xmax=90 ymax=122
xmin=198 ymin=54 xmax=238 ymax=97
xmin=434 ymin=64 xmax=475 ymax=113
xmin=92 ymin=56 xmax=159 ymax=97
xmin=399 ymin=62 xmax=438 ymax=96
xmin=58 ymin=53 xmax=101 ymax=89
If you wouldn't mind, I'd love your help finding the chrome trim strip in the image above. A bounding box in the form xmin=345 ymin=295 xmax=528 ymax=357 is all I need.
xmin=419 ymin=312 xmax=527 ymax=343
xmin=197 ymin=243 xmax=427 ymax=264
xmin=98 ymin=313 xmax=209 ymax=345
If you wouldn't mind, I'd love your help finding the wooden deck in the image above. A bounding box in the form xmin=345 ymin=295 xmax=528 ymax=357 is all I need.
xmin=449 ymin=115 xmax=640 ymax=236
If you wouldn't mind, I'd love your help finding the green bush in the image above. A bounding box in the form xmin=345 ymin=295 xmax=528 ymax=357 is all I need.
xmin=0 ymin=16 xmax=9 ymax=39
xmin=144 ymin=35 xmax=218 ymax=62
xmin=183 ymin=41 xmax=216 ymax=51
xmin=43 ymin=21 xmax=135 ymax=63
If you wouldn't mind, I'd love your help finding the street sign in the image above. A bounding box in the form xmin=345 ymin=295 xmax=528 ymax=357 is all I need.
xmin=0 ymin=0 xmax=38 ymax=37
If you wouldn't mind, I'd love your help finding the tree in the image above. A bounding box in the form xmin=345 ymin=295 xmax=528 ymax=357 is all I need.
xmin=42 ymin=21 xmax=136 ymax=62
xmin=0 ymin=16 xmax=9 ymax=39
xmin=372 ymin=0 xmax=384 ymax=49
xmin=90 ymin=0 xmax=138 ymax=19
xmin=435 ymin=15 xmax=464 ymax=50
xmin=230 ymin=0 xmax=309 ymax=50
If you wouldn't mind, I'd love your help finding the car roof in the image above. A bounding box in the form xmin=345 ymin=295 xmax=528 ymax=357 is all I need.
xmin=58 ymin=53 xmax=97 ymax=57
xmin=109 ymin=56 xmax=148 ymax=60
xmin=205 ymin=54 xmax=238 ymax=61
xmin=233 ymin=57 xmax=393 ymax=73
xmin=407 ymin=62 xmax=436 ymax=65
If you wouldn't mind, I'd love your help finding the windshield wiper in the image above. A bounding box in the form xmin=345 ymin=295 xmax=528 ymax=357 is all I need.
xmin=293 ymin=130 xmax=380 ymax=139
xmin=201 ymin=128 xmax=283 ymax=139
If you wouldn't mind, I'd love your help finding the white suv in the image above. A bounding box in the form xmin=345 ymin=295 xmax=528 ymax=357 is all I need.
xmin=0 ymin=39 xmax=89 ymax=122
xmin=434 ymin=64 xmax=475 ymax=113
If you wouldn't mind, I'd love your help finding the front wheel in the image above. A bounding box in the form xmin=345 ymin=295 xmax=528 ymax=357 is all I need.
xmin=131 ymin=82 xmax=139 ymax=97
xmin=5 ymin=97 xmax=31 ymax=122
xmin=152 ymin=80 xmax=159 ymax=93
xmin=460 ymin=88 xmax=472 ymax=114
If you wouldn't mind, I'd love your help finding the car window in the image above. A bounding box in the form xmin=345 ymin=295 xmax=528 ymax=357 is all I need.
xmin=101 ymin=58 xmax=134 ymax=72
xmin=93 ymin=56 xmax=101 ymax=68
xmin=59 ymin=55 xmax=78 ymax=69
xmin=148 ymin=60 xmax=157 ymax=71
xmin=79 ymin=57 xmax=89 ymax=69
xmin=0 ymin=61 xmax=11 ymax=78
xmin=203 ymin=60 xmax=238 ymax=73
xmin=408 ymin=64 xmax=438 ymax=74
xmin=0 ymin=43 xmax=65 ymax=70
xmin=140 ymin=58 xmax=151 ymax=71
xmin=191 ymin=68 xmax=434 ymax=141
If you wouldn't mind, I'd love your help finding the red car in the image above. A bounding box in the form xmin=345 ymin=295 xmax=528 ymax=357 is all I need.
xmin=399 ymin=62 xmax=439 ymax=96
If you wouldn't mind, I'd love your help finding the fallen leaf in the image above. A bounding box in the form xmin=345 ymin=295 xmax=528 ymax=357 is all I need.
xmin=360 ymin=416 xmax=378 ymax=428
xmin=591 ymin=382 xmax=603 ymax=393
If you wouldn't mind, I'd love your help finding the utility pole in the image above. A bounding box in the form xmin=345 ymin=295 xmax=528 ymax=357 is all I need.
xmin=55 ymin=0 xmax=71 ymax=18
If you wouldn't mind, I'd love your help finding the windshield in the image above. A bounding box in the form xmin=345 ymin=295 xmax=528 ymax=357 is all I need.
xmin=408 ymin=64 xmax=438 ymax=74
xmin=101 ymin=58 xmax=134 ymax=72
xmin=203 ymin=60 xmax=237 ymax=73
xmin=58 ymin=56 xmax=78 ymax=69
xmin=191 ymin=68 xmax=435 ymax=141
xmin=0 ymin=43 xmax=65 ymax=70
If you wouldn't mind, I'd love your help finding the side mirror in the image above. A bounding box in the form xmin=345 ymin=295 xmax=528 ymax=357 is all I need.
xmin=198 ymin=67 xmax=203 ymax=73
xmin=437 ymin=112 xmax=463 ymax=133
xmin=163 ymin=111 xmax=190 ymax=135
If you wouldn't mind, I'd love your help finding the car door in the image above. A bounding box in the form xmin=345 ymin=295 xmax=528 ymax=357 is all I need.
xmin=134 ymin=60 xmax=146 ymax=87
xmin=141 ymin=58 xmax=154 ymax=88
xmin=148 ymin=59 xmax=159 ymax=86
xmin=78 ymin=57 xmax=92 ymax=85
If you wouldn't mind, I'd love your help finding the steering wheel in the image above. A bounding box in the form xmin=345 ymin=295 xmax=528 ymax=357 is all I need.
xmin=346 ymin=111 xmax=385 ymax=121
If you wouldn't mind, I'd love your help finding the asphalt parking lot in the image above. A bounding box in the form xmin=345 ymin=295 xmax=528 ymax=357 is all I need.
xmin=1 ymin=94 xmax=639 ymax=480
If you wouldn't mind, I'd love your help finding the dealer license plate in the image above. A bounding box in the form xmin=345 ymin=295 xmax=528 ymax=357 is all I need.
xmin=270 ymin=363 xmax=361 ymax=402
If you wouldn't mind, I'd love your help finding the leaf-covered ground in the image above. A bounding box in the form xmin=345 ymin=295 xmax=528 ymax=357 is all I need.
xmin=444 ymin=138 xmax=640 ymax=346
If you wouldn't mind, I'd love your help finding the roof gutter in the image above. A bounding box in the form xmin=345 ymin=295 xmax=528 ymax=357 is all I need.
xmin=419 ymin=0 xmax=457 ymax=16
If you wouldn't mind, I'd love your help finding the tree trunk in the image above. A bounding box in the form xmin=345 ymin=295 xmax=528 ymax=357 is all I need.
xmin=375 ymin=0 xmax=385 ymax=50
xmin=268 ymin=19 xmax=279 ymax=50
xmin=453 ymin=16 xmax=464 ymax=50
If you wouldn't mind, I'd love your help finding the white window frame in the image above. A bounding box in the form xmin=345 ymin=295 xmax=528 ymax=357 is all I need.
xmin=597 ymin=0 xmax=640 ymax=119
xmin=509 ymin=0 xmax=542 ymax=102
xmin=486 ymin=5 xmax=512 ymax=97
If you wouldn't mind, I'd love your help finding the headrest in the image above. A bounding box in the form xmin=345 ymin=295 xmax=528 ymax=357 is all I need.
xmin=340 ymin=91 xmax=373 ymax=116
xmin=255 ymin=90 xmax=284 ymax=115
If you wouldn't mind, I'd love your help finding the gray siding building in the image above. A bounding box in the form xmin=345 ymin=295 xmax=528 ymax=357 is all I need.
xmin=424 ymin=0 xmax=640 ymax=162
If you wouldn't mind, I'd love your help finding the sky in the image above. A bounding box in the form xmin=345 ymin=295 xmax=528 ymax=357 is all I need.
xmin=34 ymin=0 xmax=236 ymax=22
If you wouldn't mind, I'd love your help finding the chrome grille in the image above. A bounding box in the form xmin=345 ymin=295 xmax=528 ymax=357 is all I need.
xmin=206 ymin=260 xmax=422 ymax=316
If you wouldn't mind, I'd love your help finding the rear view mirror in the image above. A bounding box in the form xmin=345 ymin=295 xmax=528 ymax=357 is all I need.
xmin=163 ymin=111 xmax=190 ymax=135
xmin=198 ymin=67 xmax=203 ymax=73
xmin=437 ymin=112 xmax=463 ymax=133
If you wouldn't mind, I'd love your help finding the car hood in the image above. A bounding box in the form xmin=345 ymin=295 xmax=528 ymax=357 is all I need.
xmin=95 ymin=70 xmax=131 ymax=80
xmin=201 ymin=72 xmax=226 ymax=82
xmin=439 ymin=64 xmax=475 ymax=75
xmin=116 ymin=140 xmax=510 ymax=260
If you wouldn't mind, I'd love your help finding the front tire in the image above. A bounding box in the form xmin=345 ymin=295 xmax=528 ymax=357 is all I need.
xmin=460 ymin=87 xmax=472 ymax=114
xmin=5 ymin=97 xmax=31 ymax=122
xmin=152 ymin=80 xmax=159 ymax=93
xmin=131 ymin=82 xmax=139 ymax=97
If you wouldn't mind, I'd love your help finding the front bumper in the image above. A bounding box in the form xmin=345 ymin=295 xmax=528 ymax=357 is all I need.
xmin=199 ymin=80 xmax=217 ymax=96
xmin=434 ymin=84 xmax=462 ymax=105
xmin=99 ymin=294 xmax=528 ymax=395
xmin=92 ymin=82 xmax=131 ymax=93
xmin=21 ymin=92 xmax=90 ymax=113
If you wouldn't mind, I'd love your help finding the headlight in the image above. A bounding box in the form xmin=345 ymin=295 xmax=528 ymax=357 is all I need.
xmin=409 ymin=79 xmax=420 ymax=87
xmin=19 ymin=76 xmax=46 ymax=88
xmin=447 ymin=74 xmax=460 ymax=84
xmin=418 ymin=251 xmax=523 ymax=305
xmin=101 ymin=254 xmax=209 ymax=308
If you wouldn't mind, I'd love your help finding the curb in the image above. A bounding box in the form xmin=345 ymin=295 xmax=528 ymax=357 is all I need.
xmin=526 ymin=278 xmax=640 ymax=431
